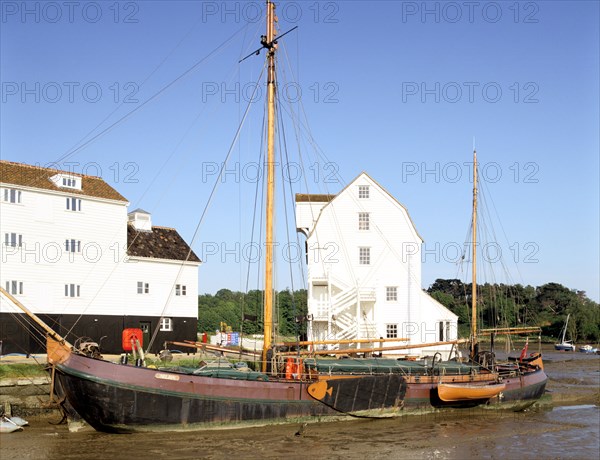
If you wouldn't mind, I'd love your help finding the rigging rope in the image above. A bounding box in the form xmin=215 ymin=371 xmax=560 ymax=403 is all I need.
xmin=146 ymin=63 xmax=268 ymax=352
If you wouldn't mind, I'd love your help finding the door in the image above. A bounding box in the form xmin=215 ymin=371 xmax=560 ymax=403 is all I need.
xmin=139 ymin=321 xmax=151 ymax=349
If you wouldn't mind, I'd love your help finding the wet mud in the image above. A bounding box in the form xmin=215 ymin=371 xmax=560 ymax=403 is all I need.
xmin=1 ymin=347 xmax=598 ymax=459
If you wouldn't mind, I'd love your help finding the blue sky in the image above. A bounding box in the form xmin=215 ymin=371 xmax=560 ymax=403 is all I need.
xmin=1 ymin=1 xmax=599 ymax=300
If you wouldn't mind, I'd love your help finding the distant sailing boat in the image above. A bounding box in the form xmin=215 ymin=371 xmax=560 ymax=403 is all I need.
xmin=554 ymin=314 xmax=575 ymax=351
xmin=1 ymin=1 xmax=547 ymax=433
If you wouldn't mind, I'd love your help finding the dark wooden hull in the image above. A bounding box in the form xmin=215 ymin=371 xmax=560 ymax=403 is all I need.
xmin=56 ymin=353 xmax=337 ymax=433
xmin=55 ymin=353 xmax=548 ymax=433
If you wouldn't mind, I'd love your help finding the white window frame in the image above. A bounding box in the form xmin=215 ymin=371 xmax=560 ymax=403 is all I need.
xmin=358 ymin=185 xmax=370 ymax=199
xmin=62 ymin=177 xmax=77 ymax=188
xmin=358 ymin=212 xmax=370 ymax=231
xmin=4 ymin=232 xmax=23 ymax=248
xmin=137 ymin=281 xmax=149 ymax=294
xmin=386 ymin=286 xmax=398 ymax=302
xmin=65 ymin=239 xmax=81 ymax=253
xmin=64 ymin=284 xmax=81 ymax=298
xmin=5 ymin=281 xmax=23 ymax=295
xmin=175 ymin=284 xmax=187 ymax=296
xmin=386 ymin=324 xmax=398 ymax=339
xmin=66 ymin=197 xmax=82 ymax=211
xmin=359 ymin=247 xmax=370 ymax=265
xmin=3 ymin=188 xmax=22 ymax=204
xmin=159 ymin=317 xmax=173 ymax=332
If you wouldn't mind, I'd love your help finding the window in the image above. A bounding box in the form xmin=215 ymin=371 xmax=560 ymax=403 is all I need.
xmin=62 ymin=177 xmax=77 ymax=187
xmin=64 ymin=284 xmax=81 ymax=297
xmin=5 ymin=281 xmax=23 ymax=295
xmin=4 ymin=233 xmax=23 ymax=248
xmin=3 ymin=188 xmax=22 ymax=204
xmin=137 ymin=282 xmax=149 ymax=294
xmin=175 ymin=284 xmax=187 ymax=296
xmin=66 ymin=197 xmax=82 ymax=211
xmin=65 ymin=239 xmax=81 ymax=253
xmin=359 ymin=247 xmax=370 ymax=265
xmin=386 ymin=286 xmax=398 ymax=302
xmin=439 ymin=321 xmax=445 ymax=341
xmin=358 ymin=185 xmax=370 ymax=199
xmin=358 ymin=212 xmax=370 ymax=231
xmin=386 ymin=324 xmax=398 ymax=339
xmin=160 ymin=317 xmax=173 ymax=332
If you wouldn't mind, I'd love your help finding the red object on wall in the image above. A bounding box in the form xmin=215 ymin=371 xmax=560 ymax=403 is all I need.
xmin=122 ymin=328 xmax=143 ymax=352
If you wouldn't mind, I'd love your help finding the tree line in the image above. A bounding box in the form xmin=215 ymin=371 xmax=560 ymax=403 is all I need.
xmin=197 ymin=281 xmax=599 ymax=342
xmin=197 ymin=289 xmax=308 ymax=338
xmin=427 ymin=279 xmax=600 ymax=342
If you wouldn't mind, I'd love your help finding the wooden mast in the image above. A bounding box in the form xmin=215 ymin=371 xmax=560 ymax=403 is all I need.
xmin=470 ymin=149 xmax=478 ymax=359
xmin=0 ymin=286 xmax=72 ymax=363
xmin=262 ymin=0 xmax=277 ymax=372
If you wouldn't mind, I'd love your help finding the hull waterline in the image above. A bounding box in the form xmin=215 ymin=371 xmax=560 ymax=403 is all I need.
xmin=54 ymin=353 xmax=548 ymax=433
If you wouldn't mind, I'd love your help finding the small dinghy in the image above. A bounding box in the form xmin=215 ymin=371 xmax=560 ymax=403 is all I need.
xmin=438 ymin=382 xmax=506 ymax=402
xmin=0 ymin=416 xmax=24 ymax=433
xmin=8 ymin=416 xmax=28 ymax=427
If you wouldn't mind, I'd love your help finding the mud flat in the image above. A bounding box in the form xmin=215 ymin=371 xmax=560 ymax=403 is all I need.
xmin=542 ymin=349 xmax=600 ymax=406
xmin=1 ymin=348 xmax=598 ymax=459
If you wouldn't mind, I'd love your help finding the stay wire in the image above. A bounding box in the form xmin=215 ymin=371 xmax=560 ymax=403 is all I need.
xmin=146 ymin=63 xmax=267 ymax=352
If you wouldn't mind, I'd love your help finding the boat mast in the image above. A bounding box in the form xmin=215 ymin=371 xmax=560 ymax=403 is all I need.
xmin=262 ymin=0 xmax=277 ymax=372
xmin=470 ymin=150 xmax=478 ymax=359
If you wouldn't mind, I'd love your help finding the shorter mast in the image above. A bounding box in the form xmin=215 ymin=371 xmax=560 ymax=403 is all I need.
xmin=470 ymin=150 xmax=478 ymax=359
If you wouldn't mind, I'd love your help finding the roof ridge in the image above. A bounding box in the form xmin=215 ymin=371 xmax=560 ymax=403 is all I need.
xmin=0 ymin=159 xmax=103 ymax=179
xmin=127 ymin=223 xmax=177 ymax=231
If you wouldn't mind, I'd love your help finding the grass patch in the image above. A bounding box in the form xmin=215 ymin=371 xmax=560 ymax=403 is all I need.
xmin=0 ymin=363 xmax=47 ymax=379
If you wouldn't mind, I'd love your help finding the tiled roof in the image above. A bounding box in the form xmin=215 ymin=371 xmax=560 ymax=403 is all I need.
xmin=295 ymin=193 xmax=336 ymax=202
xmin=127 ymin=224 xmax=201 ymax=263
xmin=0 ymin=160 xmax=127 ymax=202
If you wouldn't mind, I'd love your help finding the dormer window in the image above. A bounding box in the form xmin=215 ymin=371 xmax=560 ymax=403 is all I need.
xmin=50 ymin=174 xmax=81 ymax=190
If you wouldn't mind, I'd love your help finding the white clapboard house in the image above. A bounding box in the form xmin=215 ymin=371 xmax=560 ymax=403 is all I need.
xmin=0 ymin=161 xmax=200 ymax=354
xmin=296 ymin=172 xmax=457 ymax=356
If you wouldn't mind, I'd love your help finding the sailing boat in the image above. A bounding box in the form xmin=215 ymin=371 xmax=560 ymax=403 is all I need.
xmin=1 ymin=2 xmax=547 ymax=433
xmin=433 ymin=150 xmax=547 ymax=406
xmin=554 ymin=314 xmax=575 ymax=351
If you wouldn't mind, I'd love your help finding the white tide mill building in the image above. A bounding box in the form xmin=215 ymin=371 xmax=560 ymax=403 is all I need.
xmin=296 ymin=173 xmax=457 ymax=356
xmin=0 ymin=161 xmax=200 ymax=354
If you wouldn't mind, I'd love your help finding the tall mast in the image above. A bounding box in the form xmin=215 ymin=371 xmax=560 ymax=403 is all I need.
xmin=262 ymin=0 xmax=277 ymax=372
xmin=470 ymin=150 xmax=478 ymax=359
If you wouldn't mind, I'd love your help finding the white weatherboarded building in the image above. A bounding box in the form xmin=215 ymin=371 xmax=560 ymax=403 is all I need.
xmin=0 ymin=161 xmax=200 ymax=354
xmin=296 ymin=172 xmax=457 ymax=356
